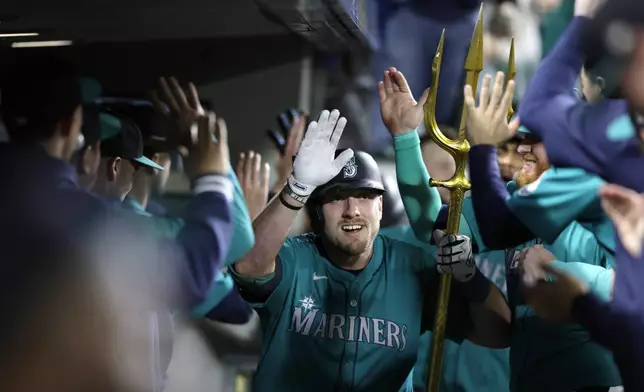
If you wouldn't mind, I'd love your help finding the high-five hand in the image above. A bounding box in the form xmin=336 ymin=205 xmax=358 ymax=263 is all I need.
xmin=184 ymin=112 xmax=230 ymax=178
xmin=152 ymin=76 xmax=205 ymax=150
xmin=601 ymin=183 xmax=644 ymax=257
xmin=378 ymin=67 xmax=430 ymax=136
xmin=236 ymin=151 xmax=270 ymax=220
xmin=464 ymin=72 xmax=520 ymax=146
xmin=287 ymin=109 xmax=354 ymax=198
xmin=273 ymin=113 xmax=306 ymax=195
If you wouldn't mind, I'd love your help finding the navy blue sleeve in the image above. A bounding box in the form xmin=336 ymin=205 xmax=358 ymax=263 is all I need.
xmin=572 ymin=293 xmax=643 ymax=389
xmin=175 ymin=189 xmax=233 ymax=308
xmin=469 ymin=145 xmax=535 ymax=249
xmin=518 ymin=16 xmax=631 ymax=176
xmin=204 ymin=283 xmax=253 ymax=324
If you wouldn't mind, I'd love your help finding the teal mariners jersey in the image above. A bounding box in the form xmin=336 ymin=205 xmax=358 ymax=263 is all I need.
xmin=381 ymin=219 xmax=510 ymax=392
xmin=492 ymin=183 xmax=620 ymax=391
xmin=505 ymin=168 xmax=615 ymax=265
xmin=234 ymin=233 xmax=473 ymax=392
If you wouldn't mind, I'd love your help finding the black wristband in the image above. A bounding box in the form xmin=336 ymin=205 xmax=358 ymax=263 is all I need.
xmin=279 ymin=192 xmax=303 ymax=211
xmin=454 ymin=268 xmax=491 ymax=303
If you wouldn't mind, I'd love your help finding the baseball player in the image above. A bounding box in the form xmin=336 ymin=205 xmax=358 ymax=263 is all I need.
xmin=231 ymin=109 xmax=509 ymax=391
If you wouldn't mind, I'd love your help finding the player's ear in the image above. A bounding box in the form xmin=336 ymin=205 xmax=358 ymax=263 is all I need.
xmin=107 ymin=157 xmax=121 ymax=182
xmin=596 ymin=76 xmax=606 ymax=92
xmin=377 ymin=195 xmax=383 ymax=220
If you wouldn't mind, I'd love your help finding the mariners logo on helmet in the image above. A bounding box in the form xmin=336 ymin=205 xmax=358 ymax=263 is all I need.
xmin=343 ymin=156 xmax=358 ymax=178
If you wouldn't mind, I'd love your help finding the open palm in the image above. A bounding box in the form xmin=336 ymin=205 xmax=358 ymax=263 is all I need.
xmin=601 ymin=183 xmax=644 ymax=257
xmin=378 ymin=67 xmax=429 ymax=136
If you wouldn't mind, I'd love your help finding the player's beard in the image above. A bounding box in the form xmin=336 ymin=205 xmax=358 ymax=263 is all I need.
xmin=515 ymin=160 xmax=548 ymax=189
xmin=325 ymin=221 xmax=379 ymax=266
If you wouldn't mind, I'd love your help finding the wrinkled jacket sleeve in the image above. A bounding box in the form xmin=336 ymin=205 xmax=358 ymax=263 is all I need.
xmin=174 ymin=174 xmax=234 ymax=308
xmin=518 ymin=16 xmax=631 ymax=176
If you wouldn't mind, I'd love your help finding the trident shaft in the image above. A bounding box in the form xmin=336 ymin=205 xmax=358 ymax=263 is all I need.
xmin=423 ymin=5 xmax=484 ymax=392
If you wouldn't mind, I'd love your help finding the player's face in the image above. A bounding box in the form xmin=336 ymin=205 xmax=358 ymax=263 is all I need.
xmin=496 ymin=141 xmax=523 ymax=181
xmin=321 ymin=189 xmax=383 ymax=259
xmin=515 ymin=141 xmax=549 ymax=188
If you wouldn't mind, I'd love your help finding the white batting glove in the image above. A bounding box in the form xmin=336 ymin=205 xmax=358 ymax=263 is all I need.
xmin=434 ymin=230 xmax=476 ymax=282
xmin=287 ymin=110 xmax=354 ymax=197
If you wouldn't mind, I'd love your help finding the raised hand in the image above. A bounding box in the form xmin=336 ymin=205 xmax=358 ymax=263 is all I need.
xmin=273 ymin=113 xmax=306 ymax=195
xmin=464 ymin=72 xmax=520 ymax=146
xmin=574 ymin=0 xmax=606 ymax=18
xmin=287 ymin=109 xmax=354 ymax=198
xmin=236 ymin=151 xmax=271 ymax=220
xmin=601 ymin=183 xmax=644 ymax=257
xmin=184 ymin=112 xmax=230 ymax=178
xmin=151 ymin=76 xmax=204 ymax=150
xmin=378 ymin=67 xmax=430 ymax=136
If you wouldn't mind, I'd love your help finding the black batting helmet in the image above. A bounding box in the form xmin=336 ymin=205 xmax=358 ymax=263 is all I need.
xmin=306 ymin=149 xmax=385 ymax=233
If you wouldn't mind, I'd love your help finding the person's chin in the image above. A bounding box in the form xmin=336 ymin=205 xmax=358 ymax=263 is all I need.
xmin=338 ymin=236 xmax=368 ymax=254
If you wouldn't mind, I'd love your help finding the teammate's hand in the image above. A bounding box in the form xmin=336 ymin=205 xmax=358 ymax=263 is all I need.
xmin=574 ymin=0 xmax=605 ymax=18
xmin=433 ymin=230 xmax=476 ymax=282
xmin=184 ymin=112 xmax=230 ymax=178
xmin=273 ymin=114 xmax=306 ymax=195
xmin=152 ymin=77 xmax=205 ymax=151
xmin=522 ymin=264 xmax=590 ymax=323
xmin=378 ymin=67 xmax=430 ymax=136
xmin=601 ymin=183 xmax=644 ymax=257
xmin=288 ymin=109 xmax=354 ymax=197
xmin=236 ymin=151 xmax=270 ymax=220
xmin=464 ymin=72 xmax=520 ymax=146
xmin=516 ymin=244 xmax=557 ymax=287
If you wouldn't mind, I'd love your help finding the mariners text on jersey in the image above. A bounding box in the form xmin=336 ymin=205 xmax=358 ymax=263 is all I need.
xmin=290 ymin=298 xmax=408 ymax=351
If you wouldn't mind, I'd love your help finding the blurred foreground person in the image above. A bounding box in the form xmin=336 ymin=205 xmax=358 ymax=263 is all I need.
xmin=0 ymin=53 xmax=235 ymax=392
xmin=514 ymin=0 xmax=644 ymax=389
xmin=0 ymin=210 xmax=179 ymax=392
xmin=0 ymin=218 xmax=116 ymax=392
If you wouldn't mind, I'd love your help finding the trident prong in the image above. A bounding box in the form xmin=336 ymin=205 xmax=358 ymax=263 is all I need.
xmin=424 ymin=4 xmax=485 ymax=392
xmin=506 ymin=37 xmax=516 ymax=121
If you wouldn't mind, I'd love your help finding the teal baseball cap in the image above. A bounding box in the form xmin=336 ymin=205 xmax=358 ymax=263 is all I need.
xmin=99 ymin=112 xmax=164 ymax=171
xmin=516 ymin=125 xmax=542 ymax=142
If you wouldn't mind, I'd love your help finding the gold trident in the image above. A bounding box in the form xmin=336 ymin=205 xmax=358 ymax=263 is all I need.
xmin=424 ymin=6 xmax=517 ymax=390
xmin=423 ymin=5 xmax=483 ymax=392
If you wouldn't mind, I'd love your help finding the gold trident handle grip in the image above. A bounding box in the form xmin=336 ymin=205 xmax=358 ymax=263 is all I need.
xmin=423 ymin=4 xmax=484 ymax=392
